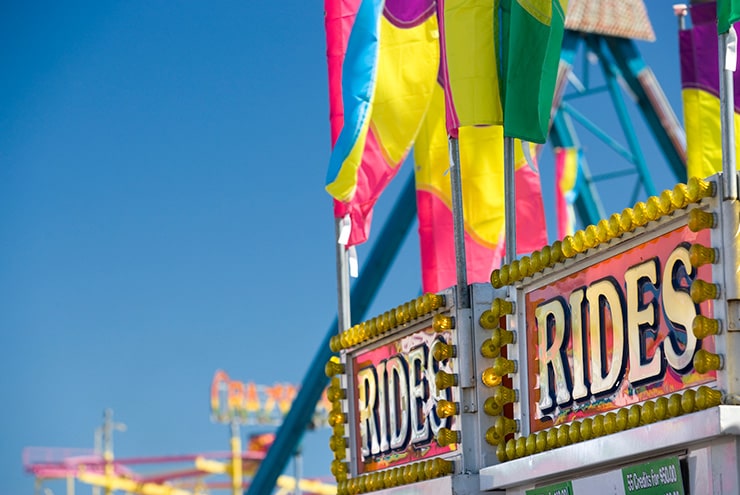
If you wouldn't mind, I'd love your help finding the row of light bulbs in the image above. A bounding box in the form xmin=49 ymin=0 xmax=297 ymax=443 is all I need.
xmin=490 ymin=177 xmax=715 ymax=288
xmin=333 ymin=458 xmax=454 ymax=495
xmin=329 ymin=293 xmax=446 ymax=352
xmin=496 ymin=386 xmax=723 ymax=462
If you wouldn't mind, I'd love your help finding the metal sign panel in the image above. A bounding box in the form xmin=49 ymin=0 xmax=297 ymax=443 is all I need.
xmin=524 ymin=224 xmax=716 ymax=433
xmin=351 ymin=324 xmax=458 ymax=474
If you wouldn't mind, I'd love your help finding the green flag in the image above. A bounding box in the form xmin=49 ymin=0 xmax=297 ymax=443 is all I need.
xmin=502 ymin=0 xmax=568 ymax=143
xmin=718 ymin=0 xmax=740 ymax=33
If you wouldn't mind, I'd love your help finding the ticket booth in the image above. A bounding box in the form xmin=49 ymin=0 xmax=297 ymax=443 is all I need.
xmin=326 ymin=174 xmax=739 ymax=495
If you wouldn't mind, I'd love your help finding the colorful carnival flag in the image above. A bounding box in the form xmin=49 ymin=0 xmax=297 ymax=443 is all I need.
xmin=718 ymin=0 xmax=740 ymax=33
xmin=554 ymin=147 xmax=579 ymax=239
xmin=325 ymin=0 xmax=438 ymax=246
xmin=441 ymin=0 xmax=567 ymax=142
xmin=680 ymin=1 xmax=740 ymax=179
xmin=415 ymin=83 xmax=548 ymax=293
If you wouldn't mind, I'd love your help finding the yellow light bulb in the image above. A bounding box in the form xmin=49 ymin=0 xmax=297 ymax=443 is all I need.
xmin=688 ymin=208 xmax=715 ymax=232
xmin=673 ymin=183 xmax=689 ymax=209
xmin=620 ymin=208 xmax=634 ymax=232
xmin=646 ymin=196 xmax=662 ymax=221
xmin=496 ymin=416 xmax=519 ymax=437
xmin=481 ymin=367 xmax=503 ymax=387
xmin=546 ymin=428 xmax=559 ymax=449
xmin=428 ymin=293 xmax=445 ymax=310
xmin=608 ymin=213 xmax=624 ymax=237
xmin=689 ymin=243 xmax=717 ymax=267
xmin=615 ymin=408 xmax=629 ymax=431
xmin=330 ymin=335 xmax=342 ymax=353
xmin=490 ymin=269 xmax=503 ymax=288
xmin=339 ymin=331 xmax=350 ymax=349
xmin=525 ymin=434 xmax=537 ymax=455
xmin=580 ymin=418 xmax=593 ymax=440
xmin=505 ymin=438 xmax=517 ymax=460
xmin=435 ymin=370 xmax=458 ymax=390
xmin=694 ymin=349 xmax=723 ymax=374
xmin=479 ymin=310 xmax=501 ymax=330
xmin=515 ymin=437 xmax=527 ymax=458
xmin=592 ymin=415 xmax=604 ymax=437
xmin=681 ymin=389 xmax=696 ymax=414
xmin=492 ymin=385 xmax=518 ymax=407
xmin=509 ymin=260 xmax=521 ymax=282
xmin=394 ymin=306 xmax=406 ymax=325
xmin=696 ymin=386 xmax=722 ymax=409
xmin=387 ymin=310 xmax=397 ymax=328
xmin=491 ymin=328 xmax=515 ymax=347
xmin=632 ymin=202 xmax=648 ymax=226
xmin=690 ymin=279 xmax=719 ymax=304
xmin=692 ymin=315 xmax=720 ymax=339
xmin=492 ymin=298 xmax=515 ymax=317
xmin=557 ymin=425 xmax=570 ymax=446
xmin=329 ymin=435 xmax=348 ymax=452
xmin=331 ymin=460 xmax=348 ymax=478
xmin=536 ymin=431 xmax=548 ymax=452
xmin=328 ymin=411 xmax=347 ymax=427
xmin=596 ymin=219 xmax=611 ymax=242
xmin=584 ymin=225 xmax=598 ymax=248
xmin=433 ymin=314 xmax=455 ymax=332
xmin=628 ymin=405 xmax=641 ymax=428
xmin=436 ymin=399 xmax=459 ymax=419
xmin=659 ymin=189 xmax=676 ymax=213
xmin=413 ymin=462 xmax=426 ymax=482
xmin=480 ymin=338 xmax=500 ymax=359
xmin=483 ymin=396 xmax=503 ymax=416
xmin=540 ymin=245 xmax=552 ymax=266
xmin=603 ymin=412 xmax=617 ymax=434
xmin=687 ymin=176 xmax=715 ymax=201
xmin=407 ymin=300 xmax=418 ymax=319
xmin=641 ymin=401 xmax=656 ymax=425
xmin=485 ymin=426 xmax=505 ymax=446
xmin=569 ymin=421 xmax=581 ymax=444
xmin=403 ymin=464 xmax=417 ymax=484
xmin=550 ymin=241 xmax=564 ymax=263
xmin=415 ymin=295 xmax=427 ymax=316
xmin=573 ymin=230 xmax=586 ymax=252
xmin=325 ymin=358 xmax=345 ymax=377
xmin=499 ymin=265 xmax=511 ymax=286
xmin=496 ymin=442 xmax=507 ymax=462
xmin=530 ymin=251 xmax=542 ymax=273
xmin=654 ymin=397 xmax=668 ymax=420
xmin=436 ymin=427 xmax=460 ymax=447
xmin=519 ymin=256 xmax=531 ymax=278
xmin=492 ymin=356 xmax=517 ymax=376
xmin=667 ymin=393 xmax=683 ymax=418
xmin=432 ymin=341 xmax=456 ymax=362
xmin=561 ymin=236 xmax=576 ymax=258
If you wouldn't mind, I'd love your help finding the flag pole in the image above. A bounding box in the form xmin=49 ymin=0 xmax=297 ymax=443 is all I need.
xmin=720 ymin=27 xmax=738 ymax=200
xmin=334 ymin=219 xmax=352 ymax=332
xmin=503 ymin=136 xmax=516 ymax=265
xmin=448 ymin=136 xmax=470 ymax=308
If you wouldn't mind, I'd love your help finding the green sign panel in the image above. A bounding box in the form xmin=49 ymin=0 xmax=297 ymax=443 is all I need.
xmin=526 ymin=481 xmax=573 ymax=495
xmin=622 ymin=457 xmax=685 ymax=495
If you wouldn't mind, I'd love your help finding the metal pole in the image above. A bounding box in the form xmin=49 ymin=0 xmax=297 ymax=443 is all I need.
xmin=504 ymin=136 xmax=517 ymax=265
xmin=334 ymin=218 xmax=352 ymax=332
xmin=293 ymin=446 xmax=302 ymax=495
xmin=230 ymin=422 xmax=242 ymax=495
xmin=448 ymin=137 xmax=469 ymax=308
xmin=720 ymin=29 xmax=738 ymax=200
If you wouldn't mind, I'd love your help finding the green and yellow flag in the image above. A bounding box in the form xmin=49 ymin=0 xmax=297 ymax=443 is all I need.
xmin=441 ymin=0 xmax=568 ymax=143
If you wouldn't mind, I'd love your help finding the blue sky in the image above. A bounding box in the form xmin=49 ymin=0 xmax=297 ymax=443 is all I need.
xmin=3 ymin=2 xmax=688 ymax=493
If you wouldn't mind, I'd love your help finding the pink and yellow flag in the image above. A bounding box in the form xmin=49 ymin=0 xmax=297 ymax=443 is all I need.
xmin=554 ymin=147 xmax=579 ymax=239
xmin=325 ymin=0 xmax=438 ymax=245
xmin=415 ymin=83 xmax=548 ymax=293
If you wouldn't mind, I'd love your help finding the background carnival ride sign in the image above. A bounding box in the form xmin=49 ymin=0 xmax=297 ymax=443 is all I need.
xmin=525 ymin=224 xmax=716 ymax=432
